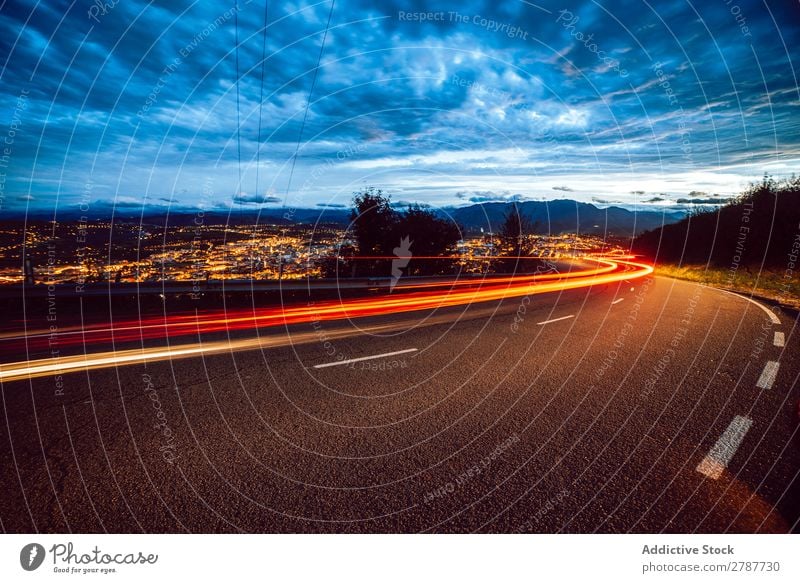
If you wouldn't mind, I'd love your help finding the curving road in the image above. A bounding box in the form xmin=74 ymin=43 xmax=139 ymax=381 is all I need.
xmin=0 ymin=271 xmax=798 ymax=533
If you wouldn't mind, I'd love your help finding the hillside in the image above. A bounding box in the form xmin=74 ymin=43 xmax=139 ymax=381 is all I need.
xmin=634 ymin=177 xmax=800 ymax=267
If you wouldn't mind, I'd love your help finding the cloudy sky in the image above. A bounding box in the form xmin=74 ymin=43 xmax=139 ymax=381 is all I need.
xmin=1 ymin=0 xmax=798 ymax=215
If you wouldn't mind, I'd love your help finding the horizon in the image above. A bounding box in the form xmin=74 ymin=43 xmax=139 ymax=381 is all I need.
xmin=1 ymin=1 xmax=798 ymax=215
xmin=1 ymin=193 xmax=694 ymax=220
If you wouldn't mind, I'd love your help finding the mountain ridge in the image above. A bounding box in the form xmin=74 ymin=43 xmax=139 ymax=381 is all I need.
xmin=5 ymin=199 xmax=685 ymax=237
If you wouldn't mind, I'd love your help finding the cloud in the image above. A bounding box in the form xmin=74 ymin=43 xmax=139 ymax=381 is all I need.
xmin=456 ymin=190 xmax=501 ymax=201
xmin=1 ymin=0 xmax=798 ymax=212
xmin=470 ymin=195 xmax=523 ymax=203
xmin=456 ymin=190 xmax=524 ymax=203
xmin=675 ymin=197 xmax=729 ymax=204
xmin=392 ymin=200 xmax=430 ymax=208
xmin=645 ymin=196 xmax=666 ymax=202
xmin=233 ymin=192 xmax=281 ymax=205
xmin=552 ymin=186 xmax=574 ymax=192
xmin=99 ymin=198 xmax=145 ymax=209
xmin=73 ymin=197 xmax=203 ymax=215
xmin=316 ymin=203 xmax=347 ymax=208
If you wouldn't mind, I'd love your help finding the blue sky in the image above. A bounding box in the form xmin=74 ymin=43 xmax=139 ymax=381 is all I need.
xmin=0 ymin=0 xmax=798 ymax=215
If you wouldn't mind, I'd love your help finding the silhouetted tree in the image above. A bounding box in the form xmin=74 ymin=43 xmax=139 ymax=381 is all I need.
xmin=398 ymin=204 xmax=461 ymax=275
xmin=348 ymin=189 xmax=462 ymax=278
xmin=497 ymin=204 xmax=536 ymax=273
xmin=350 ymin=187 xmax=399 ymax=275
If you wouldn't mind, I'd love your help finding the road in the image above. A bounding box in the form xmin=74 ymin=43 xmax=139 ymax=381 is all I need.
xmin=0 ymin=274 xmax=798 ymax=533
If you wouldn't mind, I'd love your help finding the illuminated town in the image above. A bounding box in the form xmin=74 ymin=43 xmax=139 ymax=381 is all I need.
xmin=0 ymin=220 xmax=625 ymax=285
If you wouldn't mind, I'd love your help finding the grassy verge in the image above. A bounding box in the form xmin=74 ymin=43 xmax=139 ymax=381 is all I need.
xmin=655 ymin=264 xmax=800 ymax=310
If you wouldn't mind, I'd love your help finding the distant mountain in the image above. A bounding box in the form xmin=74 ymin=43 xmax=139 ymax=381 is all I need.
xmin=439 ymin=200 xmax=684 ymax=237
xmin=634 ymin=178 xmax=800 ymax=266
xmin=8 ymin=206 xmax=352 ymax=226
xmin=6 ymin=199 xmax=683 ymax=237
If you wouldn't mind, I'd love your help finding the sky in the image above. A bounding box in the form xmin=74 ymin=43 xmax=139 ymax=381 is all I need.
xmin=0 ymin=0 xmax=798 ymax=216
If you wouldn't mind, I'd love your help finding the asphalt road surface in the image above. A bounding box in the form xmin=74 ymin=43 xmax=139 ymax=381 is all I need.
xmin=1 ymin=275 xmax=798 ymax=533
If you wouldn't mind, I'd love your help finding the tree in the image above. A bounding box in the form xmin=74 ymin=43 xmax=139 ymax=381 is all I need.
xmin=397 ymin=204 xmax=461 ymax=275
xmin=350 ymin=187 xmax=398 ymax=275
xmin=348 ymin=189 xmax=462 ymax=278
xmin=497 ymin=204 xmax=535 ymax=273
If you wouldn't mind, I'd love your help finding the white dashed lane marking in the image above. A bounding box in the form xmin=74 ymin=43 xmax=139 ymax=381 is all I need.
xmin=773 ymin=331 xmax=785 ymax=347
xmin=536 ymin=315 xmax=574 ymax=326
xmin=611 ymin=298 xmax=625 ymax=305
xmin=313 ymin=348 xmax=418 ymax=369
xmin=756 ymin=361 xmax=780 ymax=390
xmin=696 ymin=416 xmax=753 ymax=480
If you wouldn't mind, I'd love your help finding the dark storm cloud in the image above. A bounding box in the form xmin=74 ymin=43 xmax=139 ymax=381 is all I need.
xmin=1 ymin=0 xmax=798 ymax=213
xmin=233 ymin=192 xmax=281 ymax=204
xmin=391 ymin=200 xmax=430 ymax=208
xmin=464 ymin=192 xmax=524 ymax=203
xmin=675 ymin=196 xmax=729 ymax=205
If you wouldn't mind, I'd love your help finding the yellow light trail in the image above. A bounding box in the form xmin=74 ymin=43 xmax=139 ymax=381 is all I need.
xmin=0 ymin=257 xmax=652 ymax=383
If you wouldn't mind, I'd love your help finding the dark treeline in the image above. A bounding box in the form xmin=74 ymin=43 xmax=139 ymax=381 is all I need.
xmin=634 ymin=176 xmax=800 ymax=267
xmin=332 ymin=187 xmax=462 ymax=277
xmin=496 ymin=203 xmax=542 ymax=274
xmin=330 ymin=189 xmax=550 ymax=279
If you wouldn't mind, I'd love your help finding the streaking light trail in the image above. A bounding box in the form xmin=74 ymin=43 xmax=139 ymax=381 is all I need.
xmin=0 ymin=257 xmax=652 ymax=382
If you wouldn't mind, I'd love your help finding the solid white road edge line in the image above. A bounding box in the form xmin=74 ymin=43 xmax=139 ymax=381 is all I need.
xmin=696 ymin=415 xmax=753 ymax=480
xmin=715 ymin=288 xmax=781 ymax=325
xmin=313 ymin=348 xmax=418 ymax=369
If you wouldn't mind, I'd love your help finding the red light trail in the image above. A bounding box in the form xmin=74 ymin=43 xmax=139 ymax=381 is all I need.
xmin=0 ymin=257 xmax=652 ymax=382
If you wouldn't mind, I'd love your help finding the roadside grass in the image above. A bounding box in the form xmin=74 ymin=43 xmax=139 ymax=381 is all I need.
xmin=655 ymin=264 xmax=800 ymax=310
